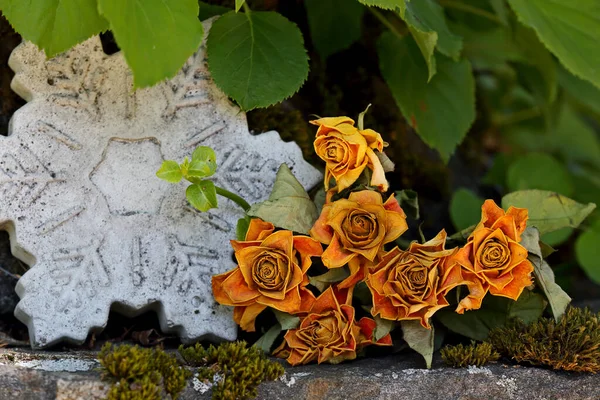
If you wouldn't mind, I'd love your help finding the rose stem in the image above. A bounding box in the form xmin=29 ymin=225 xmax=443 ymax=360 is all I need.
xmin=215 ymin=186 xmax=251 ymax=212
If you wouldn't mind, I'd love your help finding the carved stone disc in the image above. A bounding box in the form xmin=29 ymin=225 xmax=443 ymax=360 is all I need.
xmin=0 ymin=20 xmax=321 ymax=348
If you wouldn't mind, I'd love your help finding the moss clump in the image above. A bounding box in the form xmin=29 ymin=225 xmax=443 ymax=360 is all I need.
xmin=99 ymin=343 xmax=189 ymax=399
xmin=179 ymin=341 xmax=284 ymax=400
xmin=489 ymin=307 xmax=600 ymax=373
xmin=441 ymin=341 xmax=500 ymax=368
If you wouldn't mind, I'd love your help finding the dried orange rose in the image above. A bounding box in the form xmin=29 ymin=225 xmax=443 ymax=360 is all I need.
xmin=366 ymin=230 xmax=464 ymax=328
xmin=212 ymin=219 xmax=322 ymax=332
xmin=310 ymin=190 xmax=408 ymax=288
xmin=311 ymin=117 xmax=388 ymax=192
xmin=274 ymin=286 xmax=391 ymax=366
xmin=453 ymin=200 xmax=533 ymax=313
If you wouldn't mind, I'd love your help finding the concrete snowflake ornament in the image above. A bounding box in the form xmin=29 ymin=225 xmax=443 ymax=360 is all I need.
xmin=0 ymin=20 xmax=320 ymax=348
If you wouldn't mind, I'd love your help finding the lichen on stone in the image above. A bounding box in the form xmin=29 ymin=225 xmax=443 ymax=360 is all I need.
xmin=489 ymin=307 xmax=600 ymax=373
xmin=98 ymin=343 xmax=189 ymax=399
xmin=441 ymin=341 xmax=500 ymax=368
xmin=179 ymin=340 xmax=285 ymax=400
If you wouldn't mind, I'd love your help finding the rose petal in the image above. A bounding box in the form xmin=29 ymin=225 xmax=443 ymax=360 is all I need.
xmin=359 ymin=128 xmax=384 ymax=151
xmin=383 ymin=193 xmax=406 ymax=215
xmin=245 ymin=218 xmax=275 ymax=241
xmin=456 ymin=271 xmax=488 ymax=314
xmin=260 ymin=286 xmax=302 ymax=313
xmin=507 ymin=206 xmax=529 ymax=240
xmin=260 ymin=230 xmax=294 ymax=253
xmin=310 ymin=116 xmax=355 ymax=130
xmin=383 ymin=210 xmax=408 ymax=244
xmin=237 ymin=303 xmax=267 ymax=332
xmin=489 ymin=260 xmax=534 ymax=300
xmin=322 ymin=235 xmax=356 ymax=268
xmin=480 ymin=199 xmax=506 ymax=229
xmin=311 ymin=287 xmax=339 ymax=315
xmin=310 ymin=205 xmax=335 ymax=245
xmin=220 ymin=269 xmax=260 ymax=303
xmin=348 ymin=190 xmax=383 ymax=206
xmin=366 ymin=148 xmax=389 ymax=192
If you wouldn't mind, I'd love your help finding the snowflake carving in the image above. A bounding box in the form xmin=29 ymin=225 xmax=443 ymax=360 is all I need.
xmin=1 ymin=20 xmax=321 ymax=348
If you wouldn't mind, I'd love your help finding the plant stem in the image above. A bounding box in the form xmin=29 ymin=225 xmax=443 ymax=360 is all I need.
xmin=368 ymin=7 xmax=406 ymax=39
xmin=242 ymin=1 xmax=251 ymax=14
xmin=216 ymin=186 xmax=251 ymax=212
xmin=437 ymin=0 xmax=503 ymax=24
xmin=494 ymin=107 xmax=542 ymax=126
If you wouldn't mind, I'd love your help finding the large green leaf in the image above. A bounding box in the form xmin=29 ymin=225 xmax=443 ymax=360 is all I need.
xmin=247 ymin=164 xmax=318 ymax=234
xmin=358 ymin=0 xmax=403 ymax=10
xmin=449 ymin=188 xmax=484 ymax=232
xmin=506 ymin=153 xmax=573 ymax=196
xmin=401 ymin=320 xmax=434 ymax=368
xmin=436 ymin=290 xmax=546 ymax=341
xmin=305 ymin=0 xmax=364 ymax=59
xmin=198 ymin=1 xmax=230 ymax=20
xmin=521 ymin=227 xmax=571 ymax=320
xmin=97 ymin=0 xmax=203 ymax=88
xmin=377 ymin=33 xmax=475 ymax=162
xmin=0 ymin=0 xmax=108 ymax=57
xmin=575 ymin=222 xmax=600 ymax=284
xmin=207 ymin=11 xmax=309 ymax=110
xmin=559 ymin=65 xmax=600 ymax=118
xmin=508 ymin=0 xmax=600 ymax=89
xmin=554 ymin=106 xmax=600 ymax=170
xmin=502 ymin=190 xmax=596 ymax=235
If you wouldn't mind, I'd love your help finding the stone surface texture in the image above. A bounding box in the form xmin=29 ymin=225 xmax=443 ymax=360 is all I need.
xmin=0 ymin=19 xmax=321 ymax=348
xmin=0 ymin=349 xmax=598 ymax=400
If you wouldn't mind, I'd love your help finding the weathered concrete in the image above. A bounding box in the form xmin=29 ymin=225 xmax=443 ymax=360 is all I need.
xmin=0 ymin=17 xmax=321 ymax=349
xmin=0 ymin=348 xmax=598 ymax=400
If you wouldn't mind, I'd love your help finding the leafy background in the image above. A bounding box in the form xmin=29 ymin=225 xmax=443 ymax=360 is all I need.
xmin=0 ymin=0 xmax=599 ymax=310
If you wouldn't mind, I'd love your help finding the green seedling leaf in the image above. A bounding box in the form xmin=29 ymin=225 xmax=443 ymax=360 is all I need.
xmin=236 ymin=215 xmax=252 ymax=241
xmin=502 ymin=190 xmax=596 ymax=235
xmin=374 ymin=316 xmax=395 ymax=342
xmin=188 ymin=146 xmax=217 ymax=178
xmin=207 ymin=11 xmax=309 ymax=110
xmin=309 ymin=268 xmax=350 ymax=292
xmin=508 ymin=0 xmax=600 ymax=89
xmin=273 ymin=310 xmax=300 ymax=330
xmin=358 ymin=0 xmax=403 ymax=10
xmin=449 ymin=188 xmax=484 ymax=232
xmin=305 ymin=0 xmax=364 ymax=59
xmin=575 ymin=222 xmax=600 ymax=284
xmin=235 ymin=0 xmax=245 ymax=12
xmin=156 ymin=160 xmax=183 ymax=183
xmin=436 ymin=290 xmax=546 ymax=341
xmin=186 ymin=181 xmax=218 ymax=212
xmin=401 ymin=320 xmax=434 ymax=368
xmin=192 ymin=146 xmax=217 ymax=163
xmin=378 ymin=33 xmax=475 ymax=162
xmin=199 ymin=1 xmax=230 ymax=20
xmin=254 ymin=323 xmax=282 ymax=354
xmin=0 ymin=0 xmax=108 ymax=57
xmin=248 ymin=164 xmax=318 ymax=234
xmin=521 ymin=227 xmax=571 ymax=320
xmin=507 ymin=153 xmax=573 ymax=196
xmin=396 ymin=190 xmax=419 ymax=220
xmin=97 ymin=0 xmax=204 ymax=88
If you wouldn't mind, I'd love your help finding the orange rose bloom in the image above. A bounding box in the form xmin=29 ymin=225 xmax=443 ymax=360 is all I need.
xmin=275 ymin=286 xmax=392 ymax=366
xmin=453 ymin=200 xmax=533 ymax=313
xmin=310 ymin=190 xmax=408 ymax=288
xmin=212 ymin=219 xmax=322 ymax=332
xmin=311 ymin=117 xmax=388 ymax=192
xmin=366 ymin=231 xmax=464 ymax=328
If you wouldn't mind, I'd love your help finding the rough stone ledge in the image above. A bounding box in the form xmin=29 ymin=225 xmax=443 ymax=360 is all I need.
xmin=1 ymin=348 xmax=599 ymax=400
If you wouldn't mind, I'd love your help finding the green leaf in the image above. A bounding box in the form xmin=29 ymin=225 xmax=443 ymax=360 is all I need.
xmin=305 ymin=0 xmax=364 ymax=59
xmin=506 ymin=153 xmax=574 ymax=196
xmin=186 ymin=181 xmax=218 ymax=212
xmin=188 ymin=146 xmax=217 ymax=178
xmin=235 ymin=0 xmax=245 ymax=12
xmin=454 ymin=25 xmax=524 ymax=68
xmin=0 ymin=0 xmax=108 ymax=57
xmin=501 ymin=190 xmax=596 ymax=235
xmin=236 ymin=215 xmax=252 ymax=241
xmin=401 ymin=320 xmax=434 ymax=368
xmin=436 ymin=290 xmax=546 ymax=341
xmin=253 ymin=323 xmax=282 ymax=354
xmin=449 ymin=188 xmax=484 ymax=231
xmin=378 ymin=33 xmax=475 ymax=162
xmin=156 ymin=160 xmax=183 ymax=183
xmin=358 ymin=0 xmax=403 ymax=10
xmin=401 ymin=0 xmax=462 ymax=60
xmin=508 ymin=0 xmax=600 ymax=89
xmin=247 ymin=164 xmax=318 ymax=234
xmin=97 ymin=0 xmax=204 ymax=88
xmin=374 ymin=316 xmax=394 ymax=342
xmin=483 ymin=153 xmax=515 ymax=187
xmin=576 ymin=222 xmax=600 ymax=284
xmin=558 ymin=64 xmax=600 ymax=118
xmin=273 ymin=310 xmax=300 ymax=330
xmin=540 ymin=227 xmax=573 ymax=247
xmin=521 ymin=227 xmax=571 ymax=320
xmin=207 ymin=11 xmax=309 ymax=110
xmin=309 ymin=268 xmax=350 ymax=292
xmin=396 ymin=189 xmax=419 ymax=220
xmin=198 ymin=1 xmax=230 ymax=20
xmin=554 ymin=106 xmax=600 ymax=170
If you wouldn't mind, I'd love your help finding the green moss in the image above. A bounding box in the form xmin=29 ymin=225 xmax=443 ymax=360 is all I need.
xmin=489 ymin=307 xmax=600 ymax=373
xmin=98 ymin=343 xmax=189 ymax=399
xmin=179 ymin=341 xmax=285 ymax=400
xmin=441 ymin=341 xmax=500 ymax=368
